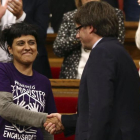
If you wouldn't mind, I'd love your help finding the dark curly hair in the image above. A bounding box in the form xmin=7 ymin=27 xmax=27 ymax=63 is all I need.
xmin=0 ymin=22 xmax=39 ymax=54
xmin=74 ymin=1 xmax=119 ymax=38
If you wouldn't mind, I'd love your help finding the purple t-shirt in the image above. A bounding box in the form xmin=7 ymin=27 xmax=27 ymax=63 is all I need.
xmin=0 ymin=62 xmax=56 ymax=140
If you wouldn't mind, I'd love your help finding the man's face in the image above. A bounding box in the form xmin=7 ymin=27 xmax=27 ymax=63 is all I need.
xmin=75 ymin=24 xmax=93 ymax=50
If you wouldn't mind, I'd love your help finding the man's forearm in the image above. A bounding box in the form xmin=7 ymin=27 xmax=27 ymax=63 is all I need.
xmin=62 ymin=114 xmax=77 ymax=136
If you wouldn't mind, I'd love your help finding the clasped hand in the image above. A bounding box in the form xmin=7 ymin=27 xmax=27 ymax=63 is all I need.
xmin=44 ymin=113 xmax=64 ymax=135
xmin=7 ymin=0 xmax=23 ymax=19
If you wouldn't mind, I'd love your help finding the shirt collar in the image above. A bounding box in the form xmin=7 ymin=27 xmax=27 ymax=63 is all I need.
xmin=92 ymin=38 xmax=103 ymax=49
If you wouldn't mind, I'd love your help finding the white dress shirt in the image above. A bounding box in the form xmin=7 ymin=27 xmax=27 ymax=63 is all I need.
xmin=77 ymin=38 xmax=102 ymax=79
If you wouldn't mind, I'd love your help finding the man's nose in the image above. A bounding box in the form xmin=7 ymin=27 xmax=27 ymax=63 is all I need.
xmin=76 ymin=32 xmax=80 ymax=38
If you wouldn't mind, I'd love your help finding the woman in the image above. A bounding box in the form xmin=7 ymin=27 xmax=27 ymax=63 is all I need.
xmin=53 ymin=0 xmax=125 ymax=79
xmin=0 ymin=22 xmax=56 ymax=140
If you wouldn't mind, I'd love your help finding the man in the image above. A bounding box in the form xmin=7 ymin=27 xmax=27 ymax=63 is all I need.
xmin=0 ymin=0 xmax=52 ymax=78
xmin=44 ymin=1 xmax=140 ymax=140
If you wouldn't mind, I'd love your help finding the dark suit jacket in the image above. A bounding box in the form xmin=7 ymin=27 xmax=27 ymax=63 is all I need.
xmin=103 ymin=0 xmax=118 ymax=8
xmin=62 ymin=37 xmax=140 ymax=140
xmin=23 ymin=0 xmax=49 ymax=55
xmin=123 ymin=0 xmax=140 ymax=21
xmin=49 ymin=0 xmax=76 ymax=32
xmin=23 ymin=0 xmax=52 ymax=78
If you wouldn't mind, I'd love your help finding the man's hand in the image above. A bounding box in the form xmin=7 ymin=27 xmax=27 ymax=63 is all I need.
xmin=0 ymin=0 xmax=8 ymax=19
xmin=44 ymin=113 xmax=64 ymax=135
xmin=7 ymin=0 xmax=23 ymax=19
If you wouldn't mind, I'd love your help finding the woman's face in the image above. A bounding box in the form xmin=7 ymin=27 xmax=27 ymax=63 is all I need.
xmin=81 ymin=0 xmax=99 ymax=5
xmin=8 ymin=35 xmax=38 ymax=66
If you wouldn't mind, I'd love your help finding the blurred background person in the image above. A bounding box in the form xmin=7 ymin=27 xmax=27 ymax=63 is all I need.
xmin=123 ymin=0 xmax=140 ymax=21
xmin=53 ymin=0 xmax=125 ymax=79
xmin=135 ymin=0 xmax=140 ymax=75
xmin=0 ymin=0 xmax=52 ymax=78
xmin=103 ymin=0 xmax=119 ymax=8
xmin=49 ymin=0 xmax=76 ymax=33
xmin=0 ymin=22 xmax=56 ymax=140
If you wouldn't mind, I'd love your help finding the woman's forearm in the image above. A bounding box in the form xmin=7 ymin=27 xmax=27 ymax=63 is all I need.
xmin=0 ymin=91 xmax=47 ymax=127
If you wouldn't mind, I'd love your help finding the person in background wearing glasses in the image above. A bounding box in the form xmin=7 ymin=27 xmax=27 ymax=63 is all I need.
xmin=45 ymin=1 xmax=140 ymax=140
xmin=53 ymin=0 xmax=125 ymax=79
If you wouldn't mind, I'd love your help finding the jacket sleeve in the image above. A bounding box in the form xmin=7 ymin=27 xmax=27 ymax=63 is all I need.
xmin=62 ymin=114 xmax=77 ymax=137
xmin=86 ymin=47 xmax=116 ymax=140
xmin=53 ymin=11 xmax=81 ymax=57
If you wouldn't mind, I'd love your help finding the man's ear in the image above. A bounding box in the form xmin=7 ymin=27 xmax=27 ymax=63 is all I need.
xmin=8 ymin=46 xmax=13 ymax=55
xmin=89 ymin=26 xmax=96 ymax=34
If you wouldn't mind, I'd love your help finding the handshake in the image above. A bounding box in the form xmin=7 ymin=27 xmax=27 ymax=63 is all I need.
xmin=44 ymin=113 xmax=64 ymax=134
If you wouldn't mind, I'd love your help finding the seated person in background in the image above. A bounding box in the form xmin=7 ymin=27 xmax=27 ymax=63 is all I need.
xmin=0 ymin=22 xmax=56 ymax=140
xmin=53 ymin=0 xmax=125 ymax=79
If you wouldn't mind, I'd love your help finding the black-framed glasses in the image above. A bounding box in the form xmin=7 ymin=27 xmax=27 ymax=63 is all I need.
xmin=75 ymin=25 xmax=83 ymax=34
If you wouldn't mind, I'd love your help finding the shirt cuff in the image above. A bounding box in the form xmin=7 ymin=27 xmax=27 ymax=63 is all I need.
xmin=16 ymin=12 xmax=26 ymax=23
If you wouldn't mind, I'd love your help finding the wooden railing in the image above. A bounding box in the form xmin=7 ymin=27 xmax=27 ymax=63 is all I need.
xmin=124 ymin=22 xmax=140 ymax=61
xmin=50 ymin=79 xmax=80 ymax=97
xmin=124 ymin=22 xmax=138 ymax=43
